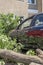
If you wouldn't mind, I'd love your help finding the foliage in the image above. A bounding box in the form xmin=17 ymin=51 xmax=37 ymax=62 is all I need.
xmin=13 ymin=43 xmax=24 ymax=52
xmin=26 ymin=49 xmax=36 ymax=55
xmin=0 ymin=60 xmax=5 ymax=65
xmin=18 ymin=35 xmax=43 ymax=49
xmin=0 ymin=34 xmax=14 ymax=50
xmin=0 ymin=13 xmax=20 ymax=34
xmin=0 ymin=33 xmax=24 ymax=51
xmin=28 ymin=36 xmax=43 ymax=49
xmin=0 ymin=13 xmax=25 ymax=65
xmin=0 ymin=13 xmax=25 ymax=54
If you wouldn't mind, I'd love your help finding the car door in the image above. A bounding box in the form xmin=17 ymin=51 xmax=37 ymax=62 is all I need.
xmin=26 ymin=13 xmax=43 ymax=37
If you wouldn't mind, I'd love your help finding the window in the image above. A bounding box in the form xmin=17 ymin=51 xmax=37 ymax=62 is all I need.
xmin=28 ymin=0 xmax=36 ymax=4
xmin=20 ymin=19 xmax=32 ymax=30
xmin=30 ymin=14 xmax=43 ymax=26
xmin=35 ymin=15 xmax=43 ymax=26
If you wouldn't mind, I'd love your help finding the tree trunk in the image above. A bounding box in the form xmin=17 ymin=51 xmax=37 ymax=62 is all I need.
xmin=0 ymin=49 xmax=43 ymax=65
xmin=5 ymin=62 xmax=17 ymax=65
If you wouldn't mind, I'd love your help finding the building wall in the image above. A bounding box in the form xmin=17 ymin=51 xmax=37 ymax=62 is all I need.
xmin=37 ymin=0 xmax=42 ymax=13
xmin=0 ymin=0 xmax=42 ymax=18
xmin=0 ymin=0 xmax=28 ymax=18
xmin=42 ymin=0 xmax=43 ymax=12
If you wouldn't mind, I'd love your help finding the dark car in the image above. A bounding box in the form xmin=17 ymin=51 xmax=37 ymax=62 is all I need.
xmin=10 ymin=13 xmax=43 ymax=49
xmin=10 ymin=13 xmax=43 ymax=37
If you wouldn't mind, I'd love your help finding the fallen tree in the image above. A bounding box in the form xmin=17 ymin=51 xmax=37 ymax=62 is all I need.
xmin=0 ymin=49 xmax=43 ymax=65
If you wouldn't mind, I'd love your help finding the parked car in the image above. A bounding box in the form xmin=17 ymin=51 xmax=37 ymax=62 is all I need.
xmin=9 ymin=13 xmax=43 ymax=49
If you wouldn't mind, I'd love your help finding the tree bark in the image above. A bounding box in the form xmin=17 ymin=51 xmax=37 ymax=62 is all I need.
xmin=5 ymin=62 xmax=17 ymax=65
xmin=0 ymin=49 xmax=43 ymax=65
xmin=36 ymin=49 xmax=43 ymax=55
xmin=36 ymin=49 xmax=43 ymax=59
xmin=29 ymin=62 xmax=41 ymax=65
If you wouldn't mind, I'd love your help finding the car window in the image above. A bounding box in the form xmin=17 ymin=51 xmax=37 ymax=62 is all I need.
xmin=20 ymin=19 xmax=32 ymax=30
xmin=35 ymin=15 xmax=43 ymax=26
